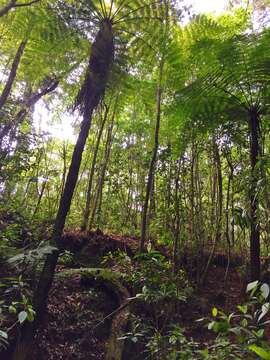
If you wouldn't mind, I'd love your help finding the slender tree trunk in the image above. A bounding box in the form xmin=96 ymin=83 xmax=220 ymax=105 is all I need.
xmin=125 ymin=163 xmax=133 ymax=225
xmin=60 ymin=142 xmax=68 ymax=198
xmin=149 ymin=176 xmax=156 ymax=225
xmin=201 ymin=139 xmax=223 ymax=284
xmin=173 ymin=158 xmax=181 ymax=273
xmin=0 ymin=79 xmax=58 ymax=146
xmin=249 ymin=107 xmax=261 ymax=281
xmin=0 ymin=40 xmax=27 ymax=110
xmin=165 ymin=144 xmax=172 ymax=232
xmin=224 ymin=153 xmax=234 ymax=248
xmin=89 ymin=116 xmax=114 ymax=229
xmin=224 ymin=152 xmax=233 ymax=282
xmin=0 ymin=0 xmax=16 ymax=17
xmin=20 ymin=149 xmax=43 ymax=207
xmin=0 ymin=0 xmax=40 ymax=17
xmin=140 ymin=59 xmax=164 ymax=251
xmin=195 ymin=148 xmax=205 ymax=282
xmin=0 ymin=83 xmax=31 ymax=148
xmin=81 ymin=104 xmax=109 ymax=230
xmin=214 ymin=139 xmax=223 ymax=244
xmin=0 ymin=80 xmax=58 ymax=176
xmin=12 ymin=20 xmax=114 ymax=360
xmin=190 ymin=140 xmax=195 ymax=247
xmin=32 ymin=179 xmax=47 ymax=217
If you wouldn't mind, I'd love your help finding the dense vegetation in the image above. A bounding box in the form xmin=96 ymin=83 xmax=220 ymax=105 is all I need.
xmin=1 ymin=0 xmax=270 ymax=359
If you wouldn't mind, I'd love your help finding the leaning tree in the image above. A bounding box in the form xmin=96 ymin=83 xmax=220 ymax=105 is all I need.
xmin=11 ymin=0 xmax=166 ymax=357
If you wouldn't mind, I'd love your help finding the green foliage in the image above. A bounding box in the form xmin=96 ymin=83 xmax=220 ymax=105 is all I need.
xmin=132 ymin=281 xmax=270 ymax=359
xmin=0 ymin=275 xmax=35 ymax=350
xmin=121 ymin=316 xmax=199 ymax=359
xmin=132 ymin=249 xmax=192 ymax=304
xmin=123 ymin=318 xmax=251 ymax=359
xmin=2 ymin=0 xmax=270 ymax=357
xmin=58 ymin=250 xmax=74 ymax=266
xmin=7 ymin=243 xmax=57 ymax=271
xmin=205 ymin=281 xmax=270 ymax=359
xmin=143 ymin=324 xmax=199 ymax=359
xmin=0 ymin=329 xmax=8 ymax=350
xmin=105 ymin=248 xmax=193 ymax=305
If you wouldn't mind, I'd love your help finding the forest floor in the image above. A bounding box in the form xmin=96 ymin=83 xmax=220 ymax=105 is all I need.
xmin=31 ymin=231 xmax=248 ymax=360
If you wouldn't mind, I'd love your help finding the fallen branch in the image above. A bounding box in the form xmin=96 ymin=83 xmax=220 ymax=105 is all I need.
xmin=92 ymin=297 xmax=137 ymax=331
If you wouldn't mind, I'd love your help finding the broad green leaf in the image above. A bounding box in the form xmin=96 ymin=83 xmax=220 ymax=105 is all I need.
xmin=249 ymin=345 xmax=270 ymax=360
xmin=258 ymin=303 xmax=270 ymax=322
xmin=27 ymin=308 xmax=36 ymax=322
xmin=0 ymin=330 xmax=8 ymax=340
xmin=8 ymin=305 xmax=16 ymax=314
xmin=229 ymin=327 xmax=241 ymax=336
xmin=261 ymin=284 xmax=270 ymax=300
xmin=247 ymin=281 xmax=259 ymax=293
xmin=18 ymin=311 xmax=27 ymax=324
xmin=198 ymin=349 xmax=209 ymax=358
xmin=240 ymin=318 xmax=248 ymax=327
xmin=237 ymin=305 xmax=247 ymax=314
xmin=256 ymin=329 xmax=265 ymax=338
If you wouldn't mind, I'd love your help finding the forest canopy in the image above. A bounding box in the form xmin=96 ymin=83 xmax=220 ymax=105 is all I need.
xmin=1 ymin=0 xmax=270 ymax=359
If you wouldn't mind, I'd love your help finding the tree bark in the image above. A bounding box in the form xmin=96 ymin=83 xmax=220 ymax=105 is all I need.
xmin=140 ymin=59 xmax=163 ymax=251
xmin=60 ymin=142 xmax=68 ymax=199
xmin=0 ymin=0 xmax=16 ymax=17
xmin=249 ymin=107 xmax=261 ymax=281
xmin=190 ymin=139 xmax=195 ymax=247
xmin=89 ymin=114 xmax=115 ymax=229
xmin=32 ymin=179 xmax=47 ymax=217
xmin=0 ymin=79 xmax=58 ymax=146
xmin=173 ymin=158 xmax=181 ymax=273
xmin=0 ymin=0 xmax=40 ymax=17
xmin=0 ymin=39 xmax=27 ymax=111
xmin=200 ymin=138 xmax=223 ymax=284
xmin=81 ymin=104 xmax=109 ymax=230
xmin=11 ymin=19 xmax=114 ymax=360
xmin=96 ymin=121 xmax=114 ymax=228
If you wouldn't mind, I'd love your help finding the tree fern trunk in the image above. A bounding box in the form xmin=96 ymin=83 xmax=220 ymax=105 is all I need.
xmin=11 ymin=20 xmax=114 ymax=360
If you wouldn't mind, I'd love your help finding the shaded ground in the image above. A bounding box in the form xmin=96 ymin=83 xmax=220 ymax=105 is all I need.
xmin=30 ymin=231 xmax=252 ymax=359
xmin=32 ymin=269 xmax=117 ymax=360
xmin=182 ymin=266 xmax=245 ymax=343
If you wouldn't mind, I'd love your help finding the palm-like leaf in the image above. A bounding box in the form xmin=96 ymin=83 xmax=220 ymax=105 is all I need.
xmin=175 ymin=29 xmax=270 ymax=129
